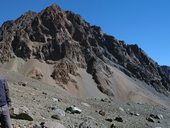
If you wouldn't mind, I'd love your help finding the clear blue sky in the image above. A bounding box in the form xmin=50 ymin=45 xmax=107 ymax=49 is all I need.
xmin=0 ymin=0 xmax=170 ymax=66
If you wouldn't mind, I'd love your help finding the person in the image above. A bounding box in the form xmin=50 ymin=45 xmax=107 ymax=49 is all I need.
xmin=0 ymin=75 xmax=13 ymax=128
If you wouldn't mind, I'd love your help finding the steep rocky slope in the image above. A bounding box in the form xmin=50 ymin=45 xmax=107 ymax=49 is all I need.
xmin=1 ymin=68 xmax=170 ymax=128
xmin=161 ymin=66 xmax=170 ymax=76
xmin=0 ymin=4 xmax=170 ymax=104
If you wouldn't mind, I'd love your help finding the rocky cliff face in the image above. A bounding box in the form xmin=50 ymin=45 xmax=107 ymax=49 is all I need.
xmin=161 ymin=66 xmax=170 ymax=76
xmin=0 ymin=4 xmax=170 ymax=96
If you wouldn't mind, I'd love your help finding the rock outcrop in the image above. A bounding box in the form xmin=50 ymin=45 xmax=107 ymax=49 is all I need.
xmin=0 ymin=3 xmax=169 ymax=97
xmin=161 ymin=66 xmax=170 ymax=76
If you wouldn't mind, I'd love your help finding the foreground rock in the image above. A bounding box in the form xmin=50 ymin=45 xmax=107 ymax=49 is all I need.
xmin=66 ymin=106 xmax=82 ymax=114
xmin=51 ymin=108 xmax=66 ymax=120
xmin=10 ymin=106 xmax=33 ymax=121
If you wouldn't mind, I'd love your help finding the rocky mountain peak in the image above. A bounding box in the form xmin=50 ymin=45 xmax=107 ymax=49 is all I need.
xmin=0 ymin=3 xmax=170 ymax=97
xmin=47 ymin=3 xmax=63 ymax=12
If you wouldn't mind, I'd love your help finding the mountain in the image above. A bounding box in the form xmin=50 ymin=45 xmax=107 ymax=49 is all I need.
xmin=161 ymin=66 xmax=170 ymax=76
xmin=0 ymin=4 xmax=170 ymax=105
xmin=1 ymin=3 xmax=170 ymax=127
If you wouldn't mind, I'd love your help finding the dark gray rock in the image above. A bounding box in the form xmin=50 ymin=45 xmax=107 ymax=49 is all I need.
xmin=114 ymin=117 xmax=123 ymax=122
xmin=98 ymin=110 xmax=106 ymax=116
xmin=110 ymin=123 xmax=117 ymax=128
xmin=18 ymin=81 xmax=27 ymax=87
xmin=66 ymin=106 xmax=82 ymax=114
xmin=129 ymin=112 xmax=140 ymax=116
xmin=105 ymin=118 xmax=113 ymax=122
xmin=150 ymin=114 xmax=163 ymax=120
xmin=146 ymin=117 xmax=155 ymax=123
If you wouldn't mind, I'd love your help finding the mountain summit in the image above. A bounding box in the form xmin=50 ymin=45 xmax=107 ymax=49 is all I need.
xmin=0 ymin=4 xmax=169 ymax=104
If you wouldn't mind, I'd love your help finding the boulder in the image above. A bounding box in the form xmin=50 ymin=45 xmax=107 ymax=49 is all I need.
xmin=65 ymin=106 xmax=82 ymax=114
xmin=10 ymin=106 xmax=33 ymax=121
xmin=51 ymin=108 xmax=66 ymax=120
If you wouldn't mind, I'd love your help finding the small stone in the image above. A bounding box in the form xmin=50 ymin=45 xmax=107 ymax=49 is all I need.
xmin=134 ymin=113 xmax=140 ymax=116
xmin=58 ymin=98 xmax=62 ymax=102
xmin=114 ymin=117 xmax=123 ymax=122
xmin=33 ymin=87 xmax=37 ymax=90
xmin=101 ymin=98 xmax=105 ymax=102
xmin=81 ymin=102 xmax=90 ymax=107
xmin=40 ymin=122 xmax=45 ymax=126
xmin=99 ymin=110 xmax=105 ymax=116
xmin=157 ymin=114 xmax=163 ymax=119
xmin=18 ymin=81 xmax=27 ymax=87
xmin=65 ymin=106 xmax=82 ymax=114
xmin=127 ymin=108 xmax=130 ymax=112
xmin=52 ymin=97 xmax=59 ymax=102
xmin=105 ymin=118 xmax=113 ymax=122
xmin=127 ymin=103 xmax=130 ymax=106
xmin=146 ymin=117 xmax=154 ymax=123
xmin=129 ymin=112 xmax=133 ymax=115
xmin=129 ymin=112 xmax=140 ymax=116
xmin=12 ymin=124 xmax=22 ymax=128
xmin=110 ymin=123 xmax=116 ymax=128
xmin=150 ymin=114 xmax=163 ymax=120
xmin=101 ymin=98 xmax=111 ymax=103
xmin=119 ymin=107 xmax=124 ymax=112
xmin=42 ymin=92 xmax=47 ymax=95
